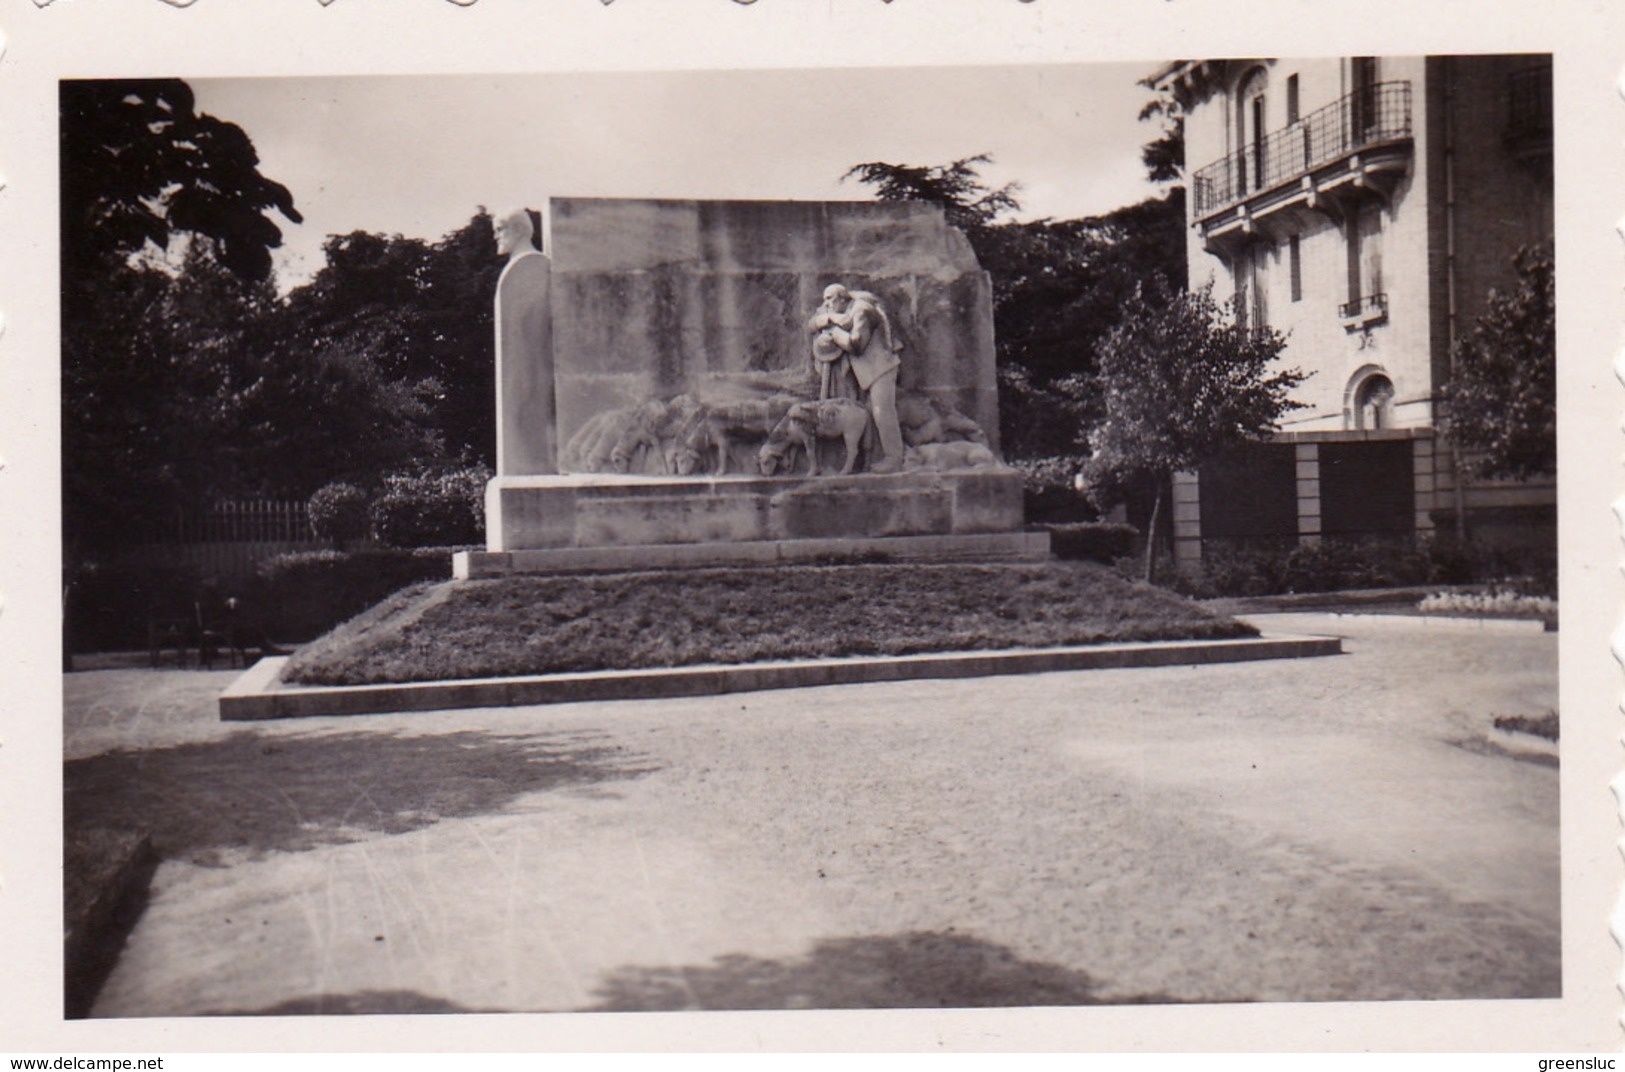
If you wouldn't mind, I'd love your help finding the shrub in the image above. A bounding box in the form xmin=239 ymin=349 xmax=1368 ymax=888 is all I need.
xmin=1174 ymin=535 xmax=1550 ymax=598
xmin=1278 ymin=539 xmax=1431 ymax=593
xmin=1037 ymin=522 xmax=1139 ymax=564
xmin=1176 ymin=542 xmax=1294 ymax=598
xmin=369 ymin=465 xmax=490 ymax=549
xmin=1011 ymin=455 xmax=1097 ymax=524
xmin=307 ymin=482 xmax=372 ymax=544
xmin=254 ymin=547 xmax=467 ymax=641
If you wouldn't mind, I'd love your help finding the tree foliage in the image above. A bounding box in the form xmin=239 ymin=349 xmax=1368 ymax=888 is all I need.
xmin=1083 ymin=285 xmax=1302 ymax=490
xmin=1081 ymin=285 xmax=1303 ymax=579
xmin=1138 ymin=90 xmax=1186 ymax=186
xmin=60 ymin=79 xmax=301 ymax=283
xmin=843 ymin=153 xmax=1021 ymax=234
xmin=1443 ymin=243 xmax=1556 ymax=480
xmin=61 ymin=78 xmax=506 ymax=556
xmin=275 ymin=213 xmax=502 ymax=467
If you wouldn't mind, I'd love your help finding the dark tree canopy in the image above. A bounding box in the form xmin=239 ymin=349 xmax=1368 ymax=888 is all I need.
xmin=63 ymin=212 xmax=506 ymax=557
xmin=277 ymin=213 xmax=503 ymax=467
xmin=58 ymin=79 xmax=508 ymax=558
xmin=1138 ymin=91 xmax=1185 ymax=186
xmin=1443 ymin=242 xmax=1556 ymax=480
xmin=60 ymin=78 xmax=302 ymax=283
xmin=843 ymin=153 xmax=1021 ymax=234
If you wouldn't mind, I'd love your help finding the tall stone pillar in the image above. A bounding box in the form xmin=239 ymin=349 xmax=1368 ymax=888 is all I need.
xmin=494 ymin=252 xmax=556 ymax=476
xmin=1171 ymin=470 xmax=1203 ymax=570
xmin=1295 ymin=443 xmax=1322 ymax=546
xmin=1412 ymin=434 xmax=1437 ymax=535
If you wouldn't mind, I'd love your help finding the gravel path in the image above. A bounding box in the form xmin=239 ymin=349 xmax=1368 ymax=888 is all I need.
xmin=65 ymin=613 xmax=1559 ymax=1015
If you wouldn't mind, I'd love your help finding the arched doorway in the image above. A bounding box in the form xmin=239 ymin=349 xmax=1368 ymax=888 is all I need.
xmin=1346 ymin=367 xmax=1396 ymax=430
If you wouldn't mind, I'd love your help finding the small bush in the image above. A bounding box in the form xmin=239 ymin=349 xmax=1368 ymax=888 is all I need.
xmin=255 ymin=547 xmax=467 ymax=641
xmin=1037 ymin=522 xmax=1139 ymax=564
xmin=307 ymin=482 xmax=372 ymax=544
xmin=369 ymin=465 xmax=490 ymax=549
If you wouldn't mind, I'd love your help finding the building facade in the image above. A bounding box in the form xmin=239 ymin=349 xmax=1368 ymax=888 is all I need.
xmin=1148 ymin=55 xmax=1554 ymax=567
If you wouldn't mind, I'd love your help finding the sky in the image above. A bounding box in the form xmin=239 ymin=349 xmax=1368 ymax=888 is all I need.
xmin=192 ymin=63 xmax=1164 ymax=293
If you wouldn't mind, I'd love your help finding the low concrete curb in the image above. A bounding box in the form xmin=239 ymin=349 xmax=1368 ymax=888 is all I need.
xmin=1322 ymin=613 xmax=1551 ymax=634
xmin=64 ymin=832 xmax=159 ymax=1019
xmin=219 ymin=632 xmax=1342 ymax=721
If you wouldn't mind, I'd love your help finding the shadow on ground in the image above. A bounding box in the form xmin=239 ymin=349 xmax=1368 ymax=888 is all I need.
xmin=65 ymin=728 xmax=656 ymax=866
xmin=210 ymin=990 xmax=486 ymax=1016
xmin=583 ymin=930 xmax=1180 ymax=1011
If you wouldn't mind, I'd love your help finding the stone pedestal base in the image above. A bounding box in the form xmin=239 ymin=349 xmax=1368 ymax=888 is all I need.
xmin=457 ymin=469 xmax=1044 ymax=575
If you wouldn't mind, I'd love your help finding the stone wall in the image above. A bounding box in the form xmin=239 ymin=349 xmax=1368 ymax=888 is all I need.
xmin=544 ymin=197 xmax=998 ymax=470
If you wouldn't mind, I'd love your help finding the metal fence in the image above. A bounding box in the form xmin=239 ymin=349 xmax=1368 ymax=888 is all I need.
xmin=174 ymin=500 xmax=314 ymax=544
xmin=123 ymin=500 xmax=326 ymax=580
xmin=1192 ymin=81 xmax=1413 ymax=218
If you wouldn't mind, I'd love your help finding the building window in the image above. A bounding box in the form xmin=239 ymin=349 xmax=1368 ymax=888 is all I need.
xmin=1286 ymin=74 xmax=1300 ymax=125
xmin=1289 ymin=235 xmax=1302 ymax=302
xmin=1341 ymin=202 xmax=1386 ymax=326
xmin=1352 ymin=57 xmax=1379 ymax=141
xmin=1235 ymin=244 xmax=1269 ymax=334
xmin=1236 ymin=66 xmax=1269 ymax=197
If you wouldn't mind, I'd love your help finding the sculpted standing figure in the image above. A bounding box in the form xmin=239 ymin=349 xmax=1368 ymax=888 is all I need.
xmin=492 ymin=207 xmax=557 ymax=475
xmin=807 ymin=283 xmax=906 ymax=473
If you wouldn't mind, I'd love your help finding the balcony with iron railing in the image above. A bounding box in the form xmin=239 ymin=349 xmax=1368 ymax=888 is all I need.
xmin=1338 ymin=291 xmax=1389 ymax=329
xmin=1192 ymin=81 xmax=1414 ymax=222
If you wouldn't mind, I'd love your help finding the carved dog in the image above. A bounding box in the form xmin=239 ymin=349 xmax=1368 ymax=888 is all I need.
xmin=901 ymin=440 xmax=1000 ymax=472
xmin=758 ymin=397 xmax=869 ymax=477
xmin=665 ymin=404 xmax=729 ymax=476
xmin=666 ymin=394 xmax=798 ymax=475
xmin=897 ymin=394 xmax=989 ymax=447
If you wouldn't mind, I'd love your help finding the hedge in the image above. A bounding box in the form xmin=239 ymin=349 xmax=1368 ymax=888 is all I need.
xmin=1174 ymin=536 xmax=1557 ymax=599
xmin=63 ymin=547 xmax=472 ymax=654
xmin=1034 ymin=522 xmax=1140 ymax=564
xmin=253 ymin=547 xmax=469 ymax=641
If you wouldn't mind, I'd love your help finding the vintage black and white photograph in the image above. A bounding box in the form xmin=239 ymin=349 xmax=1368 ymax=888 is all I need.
xmin=3 ymin=0 xmax=1619 ymax=1057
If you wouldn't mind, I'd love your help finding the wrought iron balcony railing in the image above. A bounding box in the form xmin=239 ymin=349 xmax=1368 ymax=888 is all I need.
xmin=1192 ymin=81 xmax=1413 ymax=219
xmin=1338 ymin=292 xmax=1388 ymax=325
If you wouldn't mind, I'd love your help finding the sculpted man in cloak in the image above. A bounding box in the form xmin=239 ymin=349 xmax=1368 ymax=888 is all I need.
xmin=807 ymin=283 xmax=906 ymax=474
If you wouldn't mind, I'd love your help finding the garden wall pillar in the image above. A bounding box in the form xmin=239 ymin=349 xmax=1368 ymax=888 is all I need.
xmin=1171 ymin=470 xmax=1203 ymax=569
xmin=1295 ymin=443 xmax=1322 ymax=546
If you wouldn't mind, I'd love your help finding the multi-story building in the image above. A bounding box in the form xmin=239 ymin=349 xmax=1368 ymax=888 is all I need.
xmin=1146 ymin=55 xmax=1553 ymax=567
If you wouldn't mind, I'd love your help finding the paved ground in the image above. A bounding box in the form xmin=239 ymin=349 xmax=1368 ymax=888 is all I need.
xmin=62 ymin=613 xmax=1560 ymax=1016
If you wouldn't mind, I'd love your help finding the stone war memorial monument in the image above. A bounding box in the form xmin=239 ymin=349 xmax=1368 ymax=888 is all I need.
xmin=454 ymin=197 xmax=1048 ymax=579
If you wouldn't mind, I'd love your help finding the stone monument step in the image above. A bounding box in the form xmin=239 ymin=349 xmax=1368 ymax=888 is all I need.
xmin=220 ymin=632 xmax=1342 ymax=721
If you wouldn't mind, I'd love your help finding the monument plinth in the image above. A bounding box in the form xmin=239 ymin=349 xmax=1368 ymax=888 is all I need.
xmin=457 ymin=196 xmax=1045 ymax=578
